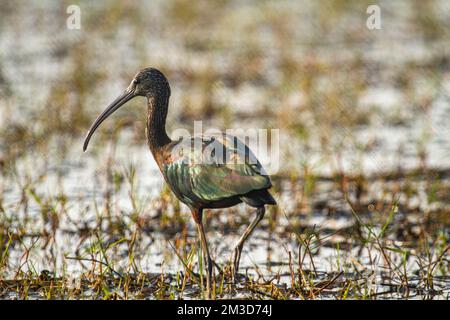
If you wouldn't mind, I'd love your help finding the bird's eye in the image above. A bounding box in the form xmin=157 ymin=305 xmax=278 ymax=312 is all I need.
xmin=133 ymin=79 xmax=139 ymax=85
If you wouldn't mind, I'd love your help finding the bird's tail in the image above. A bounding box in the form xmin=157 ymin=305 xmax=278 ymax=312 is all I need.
xmin=241 ymin=188 xmax=277 ymax=207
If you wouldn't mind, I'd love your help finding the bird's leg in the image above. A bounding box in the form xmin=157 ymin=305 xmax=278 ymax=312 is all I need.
xmin=197 ymin=222 xmax=213 ymax=298
xmin=210 ymin=259 xmax=224 ymax=274
xmin=192 ymin=208 xmax=213 ymax=299
xmin=232 ymin=206 xmax=265 ymax=283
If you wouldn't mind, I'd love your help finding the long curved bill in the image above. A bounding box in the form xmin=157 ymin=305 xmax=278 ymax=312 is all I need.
xmin=83 ymin=89 xmax=135 ymax=152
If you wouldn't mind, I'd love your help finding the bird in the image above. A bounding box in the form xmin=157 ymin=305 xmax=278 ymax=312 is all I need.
xmin=83 ymin=67 xmax=276 ymax=298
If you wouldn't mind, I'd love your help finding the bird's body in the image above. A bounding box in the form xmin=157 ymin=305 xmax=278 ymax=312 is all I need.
xmin=159 ymin=134 xmax=276 ymax=209
xmin=83 ymin=67 xmax=276 ymax=298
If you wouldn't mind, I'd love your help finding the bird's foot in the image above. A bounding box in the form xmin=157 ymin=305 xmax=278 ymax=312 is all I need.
xmin=231 ymin=246 xmax=242 ymax=283
xmin=231 ymin=270 xmax=251 ymax=290
xmin=211 ymin=259 xmax=224 ymax=275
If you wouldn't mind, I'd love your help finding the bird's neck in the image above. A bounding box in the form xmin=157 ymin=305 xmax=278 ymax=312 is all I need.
xmin=146 ymin=94 xmax=171 ymax=158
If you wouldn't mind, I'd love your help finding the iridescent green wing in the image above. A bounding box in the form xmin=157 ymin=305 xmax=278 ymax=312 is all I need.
xmin=163 ymin=135 xmax=271 ymax=205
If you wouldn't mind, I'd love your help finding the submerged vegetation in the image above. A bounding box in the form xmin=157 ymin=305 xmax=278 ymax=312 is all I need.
xmin=0 ymin=0 xmax=449 ymax=299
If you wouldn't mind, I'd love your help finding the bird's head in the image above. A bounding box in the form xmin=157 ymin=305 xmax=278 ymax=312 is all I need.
xmin=83 ymin=67 xmax=170 ymax=152
xmin=132 ymin=67 xmax=171 ymax=98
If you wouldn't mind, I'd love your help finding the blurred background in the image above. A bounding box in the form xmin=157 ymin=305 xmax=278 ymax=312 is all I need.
xmin=1 ymin=0 xmax=449 ymax=176
xmin=0 ymin=0 xmax=448 ymax=299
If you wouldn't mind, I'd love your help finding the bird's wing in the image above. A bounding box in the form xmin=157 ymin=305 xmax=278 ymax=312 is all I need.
xmin=162 ymin=134 xmax=272 ymax=204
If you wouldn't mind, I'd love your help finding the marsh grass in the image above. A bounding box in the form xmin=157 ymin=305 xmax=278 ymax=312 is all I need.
xmin=0 ymin=161 xmax=448 ymax=299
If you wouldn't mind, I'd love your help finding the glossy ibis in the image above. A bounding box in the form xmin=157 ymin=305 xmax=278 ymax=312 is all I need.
xmin=83 ymin=68 xmax=276 ymax=297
